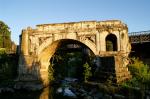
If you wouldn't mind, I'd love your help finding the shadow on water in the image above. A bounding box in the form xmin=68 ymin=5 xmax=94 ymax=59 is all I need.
xmin=0 ymin=86 xmax=74 ymax=99
xmin=39 ymin=86 xmax=73 ymax=99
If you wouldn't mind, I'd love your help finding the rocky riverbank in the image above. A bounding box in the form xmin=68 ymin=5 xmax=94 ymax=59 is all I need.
xmin=1 ymin=79 xmax=150 ymax=99
xmin=51 ymin=78 xmax=127 ymax=99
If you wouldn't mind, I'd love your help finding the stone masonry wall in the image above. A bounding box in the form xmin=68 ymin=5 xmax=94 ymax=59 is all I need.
xmin=18 ymin=20 xmax=131 ymax=85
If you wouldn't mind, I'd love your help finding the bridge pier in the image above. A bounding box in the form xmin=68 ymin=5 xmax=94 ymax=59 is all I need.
xmin=95 ymin=52 xmax=131 ymax=83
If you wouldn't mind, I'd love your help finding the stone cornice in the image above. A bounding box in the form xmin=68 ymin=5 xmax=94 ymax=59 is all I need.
xmin=24 ymin=20 xmax=127 ymax=35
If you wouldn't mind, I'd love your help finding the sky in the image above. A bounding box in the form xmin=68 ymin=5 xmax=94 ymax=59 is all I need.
xmin=0 ymin=0 xmax=150 ymax=44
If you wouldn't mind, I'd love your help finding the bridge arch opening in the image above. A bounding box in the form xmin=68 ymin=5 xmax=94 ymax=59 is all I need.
xmin=50 ymin=40 xmax=94 ymax=81
xmin=105 ymin=34 xmax=117 ymax=51
xmin=38 ymin=39 xmax=96 ymax=85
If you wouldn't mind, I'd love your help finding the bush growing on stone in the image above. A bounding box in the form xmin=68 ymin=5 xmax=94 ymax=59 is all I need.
xmin=122 ymin=57 xmax=150 ymax=89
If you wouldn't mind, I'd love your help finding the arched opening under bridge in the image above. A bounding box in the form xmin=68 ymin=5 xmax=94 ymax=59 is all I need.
xmin=38 ymin=39 xmax=96 ymax=85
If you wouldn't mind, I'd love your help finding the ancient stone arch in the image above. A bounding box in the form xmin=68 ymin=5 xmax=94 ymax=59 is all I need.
xmin=38 ymin=39 xmax=96 ymax=84
xmin=18 ymin=20 xmax=131 ymax=86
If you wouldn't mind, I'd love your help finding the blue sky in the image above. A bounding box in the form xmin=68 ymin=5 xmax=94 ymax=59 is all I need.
xmin=0 ymin=0 xmax=150 ymax=44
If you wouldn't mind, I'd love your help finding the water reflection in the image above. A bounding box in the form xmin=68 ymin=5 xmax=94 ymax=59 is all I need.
xmin=39 ymin=87 xmax=52 ymax=99
xmin=39 ymin=86 xmax=73 ymax=99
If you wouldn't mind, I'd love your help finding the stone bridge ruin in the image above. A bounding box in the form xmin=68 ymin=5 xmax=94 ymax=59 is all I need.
xmin=18 ymin=20 xmax=131 ymax=86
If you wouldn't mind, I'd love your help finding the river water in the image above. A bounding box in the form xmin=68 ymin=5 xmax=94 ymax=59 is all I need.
xmin=0 ymin=86 xmax=74 ymax=99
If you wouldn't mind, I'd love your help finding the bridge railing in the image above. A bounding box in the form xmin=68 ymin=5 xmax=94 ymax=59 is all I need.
xmin=129 ymin=30 xmax=150 ymax=43
xmin=129 ymin=30 xmax=150 ymax=36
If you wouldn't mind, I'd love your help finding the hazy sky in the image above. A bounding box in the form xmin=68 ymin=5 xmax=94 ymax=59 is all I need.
xmin=0 ymin=0 xmax=150 ymax=44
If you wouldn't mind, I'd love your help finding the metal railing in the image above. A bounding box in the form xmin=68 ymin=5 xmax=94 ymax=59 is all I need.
xmin=129 ymin=30 xmax=150 ymax=43
xmin=129 ymin=30 xmax=150 ymax=36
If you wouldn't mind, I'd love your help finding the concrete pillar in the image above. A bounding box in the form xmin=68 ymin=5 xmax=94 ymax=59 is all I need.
xmin=21 ymin=30 xmax=29 ymax=55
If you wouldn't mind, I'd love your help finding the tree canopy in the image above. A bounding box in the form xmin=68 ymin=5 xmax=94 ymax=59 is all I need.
xmin=0 ymin=20 xmax=11 ymax=49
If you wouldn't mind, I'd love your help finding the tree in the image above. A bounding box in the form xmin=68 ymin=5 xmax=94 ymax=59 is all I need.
xmin=83 ymin=62 xmax=92 ymax=82
xmin=0 ymin=20 xmax=11 ymax=49
xmin=122 ymin=57 xmax=150 ymax=89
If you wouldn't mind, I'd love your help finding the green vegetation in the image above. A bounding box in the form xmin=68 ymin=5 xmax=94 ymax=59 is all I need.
xmin=0 ymin=50 xmax=18 ymax=82
xmin=0 ymin=48 xmax=6 ymax=54
xmin=0 ymin=20 xmax=12 ymax=49
xmin=51 ymin=50 xmax=84 ymax=80
xmin=95 ymin=57 xmax=150 ymax=98
xmin=117 ymin=57 xmax=150 ymax=98
xmin=49 ymin=46 xmax=94 ymax=82
xmin=83 ymin=62 xmax=92 ymax=82
xmin=122 ymin=57 xmax=150 ymax=89
xmin=0 ymin=20 xmax=17 ymax=84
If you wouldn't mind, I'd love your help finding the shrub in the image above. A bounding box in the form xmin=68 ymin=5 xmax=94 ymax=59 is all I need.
xmin=122 ymin=57 xmax=150 ymax=88
xmin=83 ymin=62 xmax=92 ymax=82
xmin=0 ymin=53 xmax=18 ymax=81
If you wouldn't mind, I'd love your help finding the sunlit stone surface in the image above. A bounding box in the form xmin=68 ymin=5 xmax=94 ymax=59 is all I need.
xmin=18 ymin=20 xmax=131 ymax=85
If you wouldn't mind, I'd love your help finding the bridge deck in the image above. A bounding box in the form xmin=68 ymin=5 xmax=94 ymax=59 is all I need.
xmin=129 ymin=30 xmax=150 ymax=43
